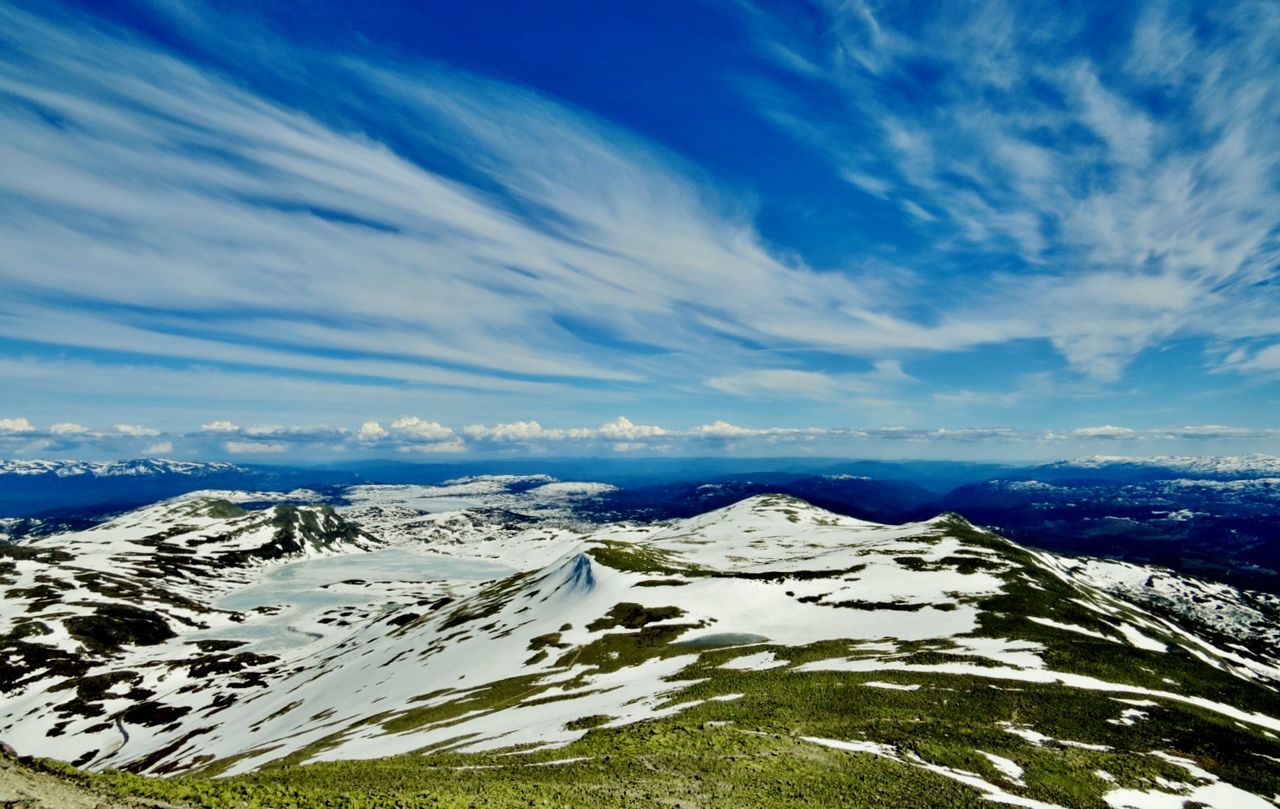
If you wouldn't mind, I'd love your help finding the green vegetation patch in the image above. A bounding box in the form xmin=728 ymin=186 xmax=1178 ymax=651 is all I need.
xmin=202 ymin=499 xmax=249 ymax=519
xmin=586 ymin=602 xmax=685 ymax=632
xmin=64 ymin=604 xmax=176 ymax=653
xmin=0 ymin=541 xmax=73 ymax=564
xmin=587 ymin=541 xmax=706 ymax=576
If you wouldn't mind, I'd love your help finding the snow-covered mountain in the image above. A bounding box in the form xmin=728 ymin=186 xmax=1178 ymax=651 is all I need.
xmin=0 ymin=459 xmax=245 ymax=478
xmin=1036 ymin=454 xmax=1280 ymax=478
xmin=2 ymin=483 xmax=1278 ymax=807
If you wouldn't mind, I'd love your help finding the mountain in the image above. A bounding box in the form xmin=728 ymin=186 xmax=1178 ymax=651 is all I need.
xmin=0 ymin=456 xmax=1007 ymax=521
xmin=1031 ymin=454 xmax=1280 ymax=481
xmin=2 ymin=482 xmax=1277 ymax=807
xmin=937 ymin=475 xmax=1280 ymax=592
xmin=578 ymin=473 xmax=935 ymax=524
xmin=0 ymin=459 xmax=247 ymax=478
xmin=0 ymin=459 xmax=271 ymax=522
xmin=5 ymin=454 xmax=1280 ymax=597
xmin=581 ymin=468 xmax=1280 ymax=594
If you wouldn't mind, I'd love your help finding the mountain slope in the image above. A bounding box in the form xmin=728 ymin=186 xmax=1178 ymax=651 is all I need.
xmin=2 ymin=488 xmax=1278 ymax=807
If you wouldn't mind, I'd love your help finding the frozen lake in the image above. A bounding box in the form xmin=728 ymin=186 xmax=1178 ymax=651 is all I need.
xmin=202 ymin=549 xmax=515 ymax=653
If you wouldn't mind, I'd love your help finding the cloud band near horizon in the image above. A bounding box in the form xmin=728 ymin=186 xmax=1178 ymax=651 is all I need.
xmin=2 ymin=414 xmax=1279 ymax=462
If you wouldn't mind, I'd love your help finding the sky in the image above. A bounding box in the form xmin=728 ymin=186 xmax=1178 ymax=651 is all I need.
xmin=2 ymin=0 xmax=1280 ymax=462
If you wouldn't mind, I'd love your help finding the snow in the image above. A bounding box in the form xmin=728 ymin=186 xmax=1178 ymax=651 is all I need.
xmin=1036 ymin=555 xmax=1280 ymax=683
xmin=1027 ymin=617 xmax=1117 ymax=642
xmin=802 ymin=736 xmax=897 ymax=759
xmin=979 ymin=751 xmax=1025 ymax=785
xmin=996 ymin=480 xmax=1061 ymax=492
xmin=207 ymin=549 xmax=513 ymax=653
xmin=721 ymin=652 xmax=787 ymax=671
xmin=903 ymin=752 xmax=1065 ymax=809
xmin=998 ymin=722 xmax=1111 ymax=751
xmin=803 ymin=736 xmax=1067 ymax=808
xmin=799 ymin=659 xmax=1280 ymax=732
xmin=299 ymin=653 xmax=704 ymax=768
xmin=862 ymin=681 xmax=921 ymax=691
xmin=0 ymin=458 xmax=243 ymax=477
xmin=1114 ymin=699 xmax=1159 ymax=707
xmin=1107 ymin=709 xmax=1149 ymax=727
xmin=1102 ymin=752 xmax=1275 ymax=808
xmin=343 ymin=476 xmax=614 ymax=520
xmin=942 ymin=636 xmax=1045 ymax=669
xmin=1114 ymin=623 xmax=1167 ymax=653
xmin=1040 ymin=455 xmax=1280 ymax=478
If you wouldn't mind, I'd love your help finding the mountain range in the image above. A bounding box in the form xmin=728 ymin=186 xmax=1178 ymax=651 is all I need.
xmin=1 ymin=475 xmax=1278 ymax=807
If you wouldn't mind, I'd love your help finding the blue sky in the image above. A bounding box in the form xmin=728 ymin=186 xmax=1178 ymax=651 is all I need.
xmin=2 ymin=0 xmax=1280 ymax=461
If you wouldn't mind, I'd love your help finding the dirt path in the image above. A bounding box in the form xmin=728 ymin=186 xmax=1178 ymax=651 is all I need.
xmin=0 ymin=747 xmax=186 ymax=809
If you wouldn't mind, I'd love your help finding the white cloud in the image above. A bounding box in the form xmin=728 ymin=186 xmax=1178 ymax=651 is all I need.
xmin=223 ymin=440 xmax=287 ymax=454
xmin=0 ymin=418 xmax=35 ymax=433
xmin=200 ymin=420 xmax=239 ymax=432
xmin=741 ymin=1 xmax=1280 ymax=380
xmin=468 ymin=420 xmax=592 ymax=442
xmin=0 ymin=2 xmax=940 ymax=411
xmin=708 ymin=370 xmax=840 ymax=399
xmin=4 ymin=413 xmax=1280 ymax=461
xmin=1223 ymin=343 xmax=1280 ymax=374
xmin=357 ymin=420 xmax=388 ymax=440
xmin=708 ymin=362 xmax=915 ymax=401
xmin=390 ymin=416 xmax=454 ymax=441
xmin=462 ymin=417 xmax=662 ymax=444
xmin=597 ymin=416 xmax=665 ymax=440
xmin=690 ymin=420 xmax=761 ymax=438
xmin=1072 ymin=425 xmax=1137 ymax=439
xmin=50 ymin=422 xmax=88 ymax=434
xmin=114 ymin=423 xmax=160 ymax=437
xmin=463 ymin=420 xmax=552 ymax=442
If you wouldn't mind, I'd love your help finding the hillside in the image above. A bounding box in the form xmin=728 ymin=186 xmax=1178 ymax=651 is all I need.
xmin=1 ymin=482 xmax=1278 ymax=807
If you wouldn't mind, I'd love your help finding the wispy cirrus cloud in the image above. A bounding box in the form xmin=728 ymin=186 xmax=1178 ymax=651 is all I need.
xmin=707 ymin=361 xmax=913 ymax=400
xmin=0 ymin=1 xmax=932 ymax=413
xmin=739 ymin=0 xmax=1280 ymax=380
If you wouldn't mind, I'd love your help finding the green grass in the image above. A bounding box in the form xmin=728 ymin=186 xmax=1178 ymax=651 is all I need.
xmin=586 ymin=541 xmax=706 ymax=577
